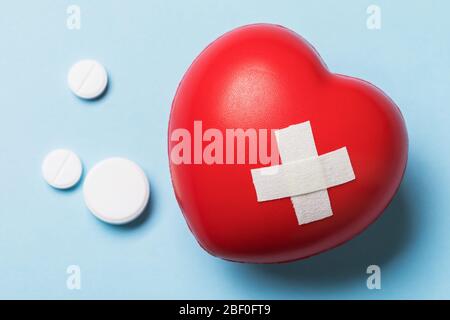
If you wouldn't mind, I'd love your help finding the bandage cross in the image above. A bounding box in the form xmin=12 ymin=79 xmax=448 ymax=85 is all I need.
xmin=251 ymin=121 xmax=355 ymax=225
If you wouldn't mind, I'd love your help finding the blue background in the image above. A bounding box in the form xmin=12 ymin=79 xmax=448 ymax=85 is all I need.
xmin=0 ymin=0 xmax=448 ymax=299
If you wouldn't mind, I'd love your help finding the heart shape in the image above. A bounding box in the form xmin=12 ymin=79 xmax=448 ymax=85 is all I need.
xmin=168 ymin=24 xmax=408 ymax=263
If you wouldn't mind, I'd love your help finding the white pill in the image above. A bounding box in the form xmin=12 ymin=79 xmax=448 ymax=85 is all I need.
xmin=42 ymin=149 xmax=83 ymax=189
xmin=68 ymin=59 xmax=108 ymax=99
xmin=83 ymin=158 xmax=150 ymax=225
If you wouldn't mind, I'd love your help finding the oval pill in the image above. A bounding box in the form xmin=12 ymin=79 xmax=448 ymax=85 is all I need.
xmin=42 ymin=149 xmax=83 ymax=189
xmin=68 ymin=59 xmax=108 ymax=99
xmin=83 ymin=157 xmax=150 ymax=225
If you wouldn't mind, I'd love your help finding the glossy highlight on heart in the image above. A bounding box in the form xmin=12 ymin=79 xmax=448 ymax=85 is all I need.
xmin=168 ymin=24 xmax=408 ymax=263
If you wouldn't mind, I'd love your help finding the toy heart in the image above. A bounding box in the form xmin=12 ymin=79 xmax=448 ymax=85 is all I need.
xmin=168 ymin=24 xmax=408 ymax=263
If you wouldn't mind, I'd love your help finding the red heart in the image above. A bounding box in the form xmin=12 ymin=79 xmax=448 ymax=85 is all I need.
xmin=168 ymin=24 xmax=408 ymax=263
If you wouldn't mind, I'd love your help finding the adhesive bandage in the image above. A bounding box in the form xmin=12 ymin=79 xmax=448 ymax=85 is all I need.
xmin=251 ymin=121 xmax=355 ymax=225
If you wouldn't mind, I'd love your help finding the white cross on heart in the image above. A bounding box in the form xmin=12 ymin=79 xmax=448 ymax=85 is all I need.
xmin=251 ymin=121 xmax=355 ymax=225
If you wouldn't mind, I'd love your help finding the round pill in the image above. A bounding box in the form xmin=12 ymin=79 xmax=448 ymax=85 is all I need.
xmin=42 ymin=149 xmax=83 ymax=189
xmin=67 ymin=59 xmax=108 ymax=99
xmin=83 ymin=158 xmax=150 ymax=225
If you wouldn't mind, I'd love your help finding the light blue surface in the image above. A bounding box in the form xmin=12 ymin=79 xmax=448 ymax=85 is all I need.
xmin=0 ymin=0 xmax=448 ymax=299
